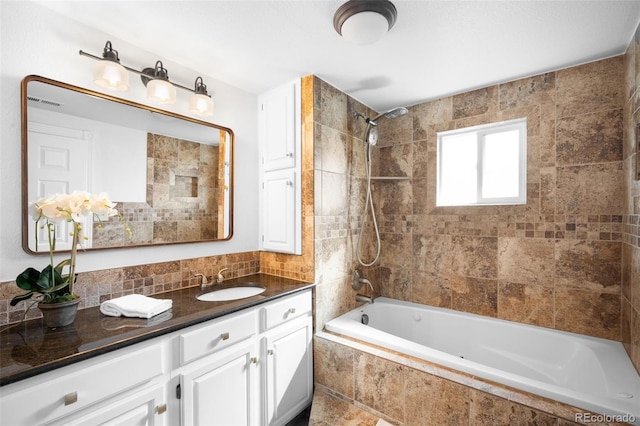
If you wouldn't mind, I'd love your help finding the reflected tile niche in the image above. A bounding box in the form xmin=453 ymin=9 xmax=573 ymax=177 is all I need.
xmin=91 ymin=132 xmax=220 ymax=247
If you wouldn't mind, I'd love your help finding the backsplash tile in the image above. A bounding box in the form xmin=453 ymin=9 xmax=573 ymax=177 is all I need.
xmin=0 ymin=251 xmax=260 ymax=325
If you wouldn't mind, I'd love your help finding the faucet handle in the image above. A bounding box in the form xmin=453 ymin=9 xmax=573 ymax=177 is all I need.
xmin=216 ymin=268 xmax=229 ymax=283
xmin=194 ymin=273 xmax=208 ymax=285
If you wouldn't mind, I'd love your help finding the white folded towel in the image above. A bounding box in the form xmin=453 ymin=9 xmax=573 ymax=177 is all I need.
xmin=100 ymin=294 xmax=172 ymax=319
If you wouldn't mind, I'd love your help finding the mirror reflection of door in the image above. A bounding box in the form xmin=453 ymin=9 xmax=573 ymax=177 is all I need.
xmin=27 ymin=122 xmax=90 ymax=251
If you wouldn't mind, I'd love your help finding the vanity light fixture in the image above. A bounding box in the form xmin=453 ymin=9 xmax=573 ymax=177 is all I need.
xmin=141 ymin=61 xmax=177 ymax=105
xmin=79 ymin=41 xmax=215 ymax=116
xmin=93 ymin=41 xmax=129 ymax=91
xmin=333 ymin=0 xmax=397 ymax=45
xmin=188 ymin=76 xmax=214 ymax=116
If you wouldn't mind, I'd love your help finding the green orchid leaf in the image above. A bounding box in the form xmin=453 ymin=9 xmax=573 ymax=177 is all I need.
xmin=9 ymin=291 xmax=34 ymax=306
xmin=15 ymin=268 xmax=42 ymax=291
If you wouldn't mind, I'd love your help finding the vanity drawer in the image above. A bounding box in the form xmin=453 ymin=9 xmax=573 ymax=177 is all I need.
xmin=180 ymin=310 xmax=257 ymax=364
xmin=0 ymin=342 xmax=163 ymax=426
xmin=261 ymin=290 xmax=311 ymax=331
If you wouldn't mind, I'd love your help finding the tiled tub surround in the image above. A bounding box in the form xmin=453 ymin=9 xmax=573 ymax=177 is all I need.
xmin=367 ymin=56 xmax=626 ymax=343
xmin=313 ymin=332 xmax=633 ymax=426
xmin=322 ymin=299 xmax=640 ymax=424
xmin=0 ymin=251 xmax=260 ymax=325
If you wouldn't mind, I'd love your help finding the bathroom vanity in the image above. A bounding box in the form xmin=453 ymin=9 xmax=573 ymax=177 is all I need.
xmin=0 ymin=275 xmax=314 ymax=426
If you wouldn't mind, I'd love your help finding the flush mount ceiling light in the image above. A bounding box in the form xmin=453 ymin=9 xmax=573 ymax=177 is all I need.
xmin=79 ymin=41 xmax=215 ymax=116
xmin=333 ymin=0 xmax=397 ymax=45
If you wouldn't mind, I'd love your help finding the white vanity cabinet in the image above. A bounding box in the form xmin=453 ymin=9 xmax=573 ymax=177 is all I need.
xmin=261 ymin=291 xmax=313 ymax=426
xmin=0 ymin=289 xmax=313 ymax=426
xmin=258 ymin=78 xmax=302 ymax=255
xmin=0 ymin=341 xmax=167 ymax=426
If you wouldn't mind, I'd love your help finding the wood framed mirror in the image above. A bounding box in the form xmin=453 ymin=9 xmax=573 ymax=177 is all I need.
xmin=22 ymin=75 xmax=233 ymax=254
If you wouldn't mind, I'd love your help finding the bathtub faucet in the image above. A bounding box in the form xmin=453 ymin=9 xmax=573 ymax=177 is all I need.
xmin=352 ymin=270 xmax=375 ymax=304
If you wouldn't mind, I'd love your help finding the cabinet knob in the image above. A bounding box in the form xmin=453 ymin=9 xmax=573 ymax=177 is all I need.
xmin=221 ymin=332 xmax=230 ymax=341
xmin=268 ymin=349 xmax=275 ymax=356
xmin=64 ymin=392 xmax=78 ymax=406
xmin=157 ymin=404 xmax=167 ymax=415
xmin=251 ymin=356 xmax=259 ymax=364
xmin=286 ymin=152 xmax=293 ymax=157
xmin=289 ymin=307 xmax=296 ymax=314
xmin=286 ymin=180 xmax=293 ymax=186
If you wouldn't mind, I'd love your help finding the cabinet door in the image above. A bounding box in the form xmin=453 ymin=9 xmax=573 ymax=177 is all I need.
xmin=262 ymin=169 xmax=297 ymax=254
xmin=181 ymin=339 xmax=259 ymax=426
xmin=45 ymin=384 xmax=166 ymax=426
xmin=264 ymin=315 xmax=313 ymax=426
xmin=259 ymin=80 xmax=299 ymax=172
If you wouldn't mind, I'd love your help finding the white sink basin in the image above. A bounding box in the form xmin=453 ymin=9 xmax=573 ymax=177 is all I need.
xmin=197 ymin=286 xmax=266 ymax=302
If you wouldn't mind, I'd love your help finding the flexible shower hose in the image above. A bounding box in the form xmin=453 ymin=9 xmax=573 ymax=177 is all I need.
xmin=356 ymin=140 xmax=381 ymax=267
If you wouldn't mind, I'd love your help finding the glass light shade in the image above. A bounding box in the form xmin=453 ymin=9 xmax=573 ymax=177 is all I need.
xmin=188 ymin=93 xmax=214 ymax=116
xmin=147 ymin=79 xmax=176 ymax=104
xmin=93 ymin=60 xmax=129 ymax=91
xmin=340 ymin=11 xmax=389 ymax=45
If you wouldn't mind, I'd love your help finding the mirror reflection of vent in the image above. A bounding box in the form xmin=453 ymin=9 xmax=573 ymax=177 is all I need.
xmin=27 ymin=96 xmax=62 ymax=107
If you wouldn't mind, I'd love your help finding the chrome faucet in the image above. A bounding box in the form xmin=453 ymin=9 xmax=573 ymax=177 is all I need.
xmin=216 ymin=268 xmax=228 ymax=284
xmin=352 ymin=270 xmax=375 ymax=304
xmin=194 ymin=273 xmax=209 ymax=289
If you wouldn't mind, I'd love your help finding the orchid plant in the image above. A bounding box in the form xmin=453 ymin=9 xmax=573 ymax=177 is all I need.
xmin=11 ymin=191 xmax=123 ymax=306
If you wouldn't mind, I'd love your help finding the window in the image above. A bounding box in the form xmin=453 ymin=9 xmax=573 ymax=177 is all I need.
xmin=436 ymin=118 xmax=526 ymax=206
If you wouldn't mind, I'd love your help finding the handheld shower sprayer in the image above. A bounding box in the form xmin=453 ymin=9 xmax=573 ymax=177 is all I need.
xmin=352 ymin=106 xmax=408 ymax=267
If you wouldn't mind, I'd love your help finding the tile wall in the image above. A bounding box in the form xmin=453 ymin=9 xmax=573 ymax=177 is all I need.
xmin=0 ymin=251 xmax=260 ymax=325
xmin=623 ymin=23 xmax=640 ymax=373
xmin=372 ymin=56 xmax=625 ymax=341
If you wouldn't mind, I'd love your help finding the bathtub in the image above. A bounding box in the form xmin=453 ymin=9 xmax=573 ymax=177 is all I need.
xmin=325 ymin=297 xmax=640 ymax=424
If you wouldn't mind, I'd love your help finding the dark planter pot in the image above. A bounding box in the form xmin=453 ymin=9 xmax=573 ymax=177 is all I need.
xmin=38 ymin=298 xmax=80 ymax=328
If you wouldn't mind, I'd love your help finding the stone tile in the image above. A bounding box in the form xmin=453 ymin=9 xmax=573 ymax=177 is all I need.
xmin=308 ymin=387 xmax=379 ymax=426
xmin=556 ymin=56 xmax=624 ymax=118
xmin=540 ymin=167 xmax=556 ymax=215
xmin=555 ymin=288 xmax=621 ymax=340
xmin=412 ymin=98 xmax=453 ymax=141
xmin=378 ymin=143 xmax=412 ymax=177
xmin=431 ymin=377 xmax=471 ymax=425
xmin=452 ymin=86 xmax=499 ymax=119
xmin=498 ymin=237 xmax=554 ymax=287
xmin=410 ymin=271 xmax=451 ymax=308
xmin=498 ymin=281 xmax=554 ymax=328
xmin=413 ymin=234 xmax=453 ymax=275
xmin=555 ymin=240 xmax=621 ymax=293
xmin=556 ymin=109 xmax=623 ymax=165
xmin=404 ymin=368 xmax=438 ymax=426
xmin=625 ymin=41 xmax=636 ymax=102
xmin=556 ymin=163 xmax=625 ymax=215
xmin=354 ymin=352 xmax=405 ymax=422
xmin=314 ymin=337 xmax=355 ymax=399
xmin=377 ymin=110 xmax=412 ymax=147
xmin=317 ymin=78 xmax=348 ymax=133
xmin=379 ymin=267 xmax=411 ymax=300
xmin=379 ymin=179 xmax=412 ymax=216
xmin=320 ymin=171 xmax=348 ymax=216
xmin=380 ymin=232 xmax=413 ymax=269
xmin=450 ymin=236 xmax=498 ymax=279
xmin=500 ymin=72 xmax=556 ymax=110
xmin=412 ymin=178 xmax=429 ymax=215
xmin=412 ymin=140 xmax=428 ymax=178
xmin=469 ymin=389 xmax=557 ymax=426
xmin=318 ymin=124 xmax=348 ymax=174
xmin=632 ymin=306 xmax=640 ymax=374
xmin=451 ymin=275 xmax=498 ymax=317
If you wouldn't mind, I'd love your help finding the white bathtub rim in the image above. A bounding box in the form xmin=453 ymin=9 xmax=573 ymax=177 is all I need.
xmin=324 ymin=297 xmax=640 ymax=425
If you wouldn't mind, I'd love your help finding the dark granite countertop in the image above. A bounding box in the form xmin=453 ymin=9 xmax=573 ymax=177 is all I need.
xmin=0 ymin=274 xmax=314 ymax=386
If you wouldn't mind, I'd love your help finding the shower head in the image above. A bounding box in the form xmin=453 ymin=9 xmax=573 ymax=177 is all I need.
xmin=370 ymin=106 xmax=409 ymax=123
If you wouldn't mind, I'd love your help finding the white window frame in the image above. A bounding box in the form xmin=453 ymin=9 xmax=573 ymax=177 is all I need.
xmin=436 ymin=118 xmax=527 ymax=207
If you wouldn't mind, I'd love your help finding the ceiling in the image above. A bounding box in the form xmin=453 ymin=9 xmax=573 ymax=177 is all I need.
xmin=34 ymin=0 xmax=640 ymax=113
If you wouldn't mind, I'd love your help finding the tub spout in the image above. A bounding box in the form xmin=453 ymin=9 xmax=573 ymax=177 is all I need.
xmin=356 ymin=294 xmax=374 ymax=304
xmin=353 ymin=270 xmax=375 ymax=304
